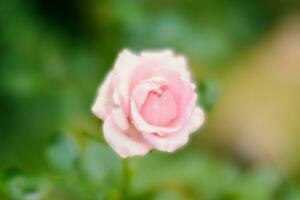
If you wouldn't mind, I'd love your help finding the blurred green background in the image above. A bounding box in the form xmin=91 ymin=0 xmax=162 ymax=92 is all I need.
xmin=1 ymin=0 xmax=300 ymax=199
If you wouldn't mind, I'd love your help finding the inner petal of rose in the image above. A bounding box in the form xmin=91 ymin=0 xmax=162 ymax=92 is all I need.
xmin=140 ymin=88 xmax=177 ymax=126
xmin=129 ymin=62 xmax=194 ymax=129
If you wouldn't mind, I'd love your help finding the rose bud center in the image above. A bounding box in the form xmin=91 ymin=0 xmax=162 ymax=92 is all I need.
xmin=141 ymin=87 xmax=177 ymax=126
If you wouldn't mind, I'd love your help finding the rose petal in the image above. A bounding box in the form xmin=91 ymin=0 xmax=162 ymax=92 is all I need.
xmin=131 ymin=99 xmax=182 ymax=135
xmin=112 ymin=108 xmax=129 ymax=131
xmin=140 ymin=49 xmax=191 ymax=81
xmin=141 ymin=107 xmax=204 ymax=153
xmin=140 ymin=49 xmax=174 ymax=60
xmin=129 ymin=60 xmax=195 ymax=127
xmin=130 ymin=90 xmax=197 ymax=136
xmin=112 ymin=49 xmax=140 ymax=116
xmin=187 ymin=107 xmax=205 ymax=133
xmin=163 ymin=74 xmax=195 ymax=127
xmin=142 ymin=128 xmax=190 ymax=153
xmin=167 ymin=55 xmax=191 ymax=81
xmin=141 ymin=90 xmax=177 ymax=126
xmin=131 ymin=77 xmax=166 ymax=110
xmin=114 ymin=49 xmax=139 ymax=71
xmin=103 ymin=116 xmax=152 ymax=158
xmin=91 ymin=72 xmax=114 ymax=120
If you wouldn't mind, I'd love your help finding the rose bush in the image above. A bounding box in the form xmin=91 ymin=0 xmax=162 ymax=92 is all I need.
xmin=92 ymin=49 xmax=204 ymax=158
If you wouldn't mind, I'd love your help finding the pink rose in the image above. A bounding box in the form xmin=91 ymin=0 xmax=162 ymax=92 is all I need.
xmin=92 ymin=49 xmax=205 ymax=158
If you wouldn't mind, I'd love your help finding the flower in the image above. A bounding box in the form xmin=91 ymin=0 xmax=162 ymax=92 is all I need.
xmin=92 ymin=49 xmax=205 ymax=158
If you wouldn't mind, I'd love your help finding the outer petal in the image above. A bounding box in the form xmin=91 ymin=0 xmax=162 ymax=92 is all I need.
xmin=103 ymin=115 xmax=152 ymax=158
xmin=140 ymin=49 xmax=191 ymax=81
xmin=142 ymin=128 xmax=190 ymax=153
xmin=114 ymin=49 xmax=139 ymax=71
xmin=168 ymin=55 xmax=191 ymax=82
xmin=111 ymin=108 xmax=129 ymax=131
xmin=91 ymin=72 xmax=114 ymax=120
xmin=142 ymin=107 xmax=204 ymax=153
xmin=187 ymin=107 xmax=205 ymax=133
xmin=140 ymin=49 xmax=173 ymax=60
xmin=112 ymin=49 xmax=140 ymax=116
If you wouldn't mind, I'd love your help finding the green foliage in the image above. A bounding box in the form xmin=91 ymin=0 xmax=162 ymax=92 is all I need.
xmin=81 ymin=140 xmax=122 ymax=186
xmin=130 ymin=152 xmax=283 ymax=200
xmin=0 ymin=0 xmax=300 ymax=199
xmin=198 ymin=80 xmax=219 ymax=111
xmin=46 ymin=134 xmax=79 ymax=173
xmin=0 ymin=168 xmax=50 ymax=200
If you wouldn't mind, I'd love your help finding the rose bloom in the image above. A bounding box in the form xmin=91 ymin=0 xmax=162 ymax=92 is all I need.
xmin=92 ymin=49 xmax=204 ymax=158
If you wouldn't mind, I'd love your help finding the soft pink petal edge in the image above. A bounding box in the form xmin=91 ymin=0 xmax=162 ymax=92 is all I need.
xmin=112 ymin=49 xmax=139 ymax=115
xmin=140 ymin=49 xmax=191 ymax=81
xmin=91 ymin=72 xmax=114 ymax=120
xmin=103 ymin=115 xmax=153 ymax=158
xmin=142 ymin=107 xmax=205 ymax=152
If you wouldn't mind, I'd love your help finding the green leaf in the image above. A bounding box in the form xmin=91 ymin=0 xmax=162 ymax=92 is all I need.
xmin=153 ymin=191 xmax=184 ymax=200
xmin=235 ymin=168 xmax=280 ymax=200
xmin=46 ymin=133 xmax=79 ymax=173
xmin=280 ymin=183 xmax=300 ymax=200
xmin=81 ymin=140 xmax=122 ymax=187
xmin=198 ymin=80 xmax=219 ymax=111
xmin=0 ymin=168 xmax=50 ymax=200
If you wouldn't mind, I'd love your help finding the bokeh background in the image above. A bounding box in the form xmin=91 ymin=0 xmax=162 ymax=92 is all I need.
xmin=1 ymin=0 xmax=300 ymax=199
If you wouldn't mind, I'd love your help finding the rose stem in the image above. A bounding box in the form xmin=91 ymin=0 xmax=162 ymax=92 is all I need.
xmin=122 ymin=158 xmax=130 ymax=200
